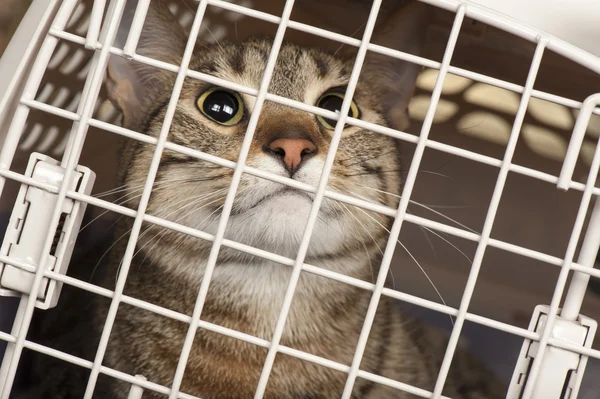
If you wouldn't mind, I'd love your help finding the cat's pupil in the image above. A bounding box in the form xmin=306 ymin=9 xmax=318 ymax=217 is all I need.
xmin=318 ymin=94 xmax=344 ymax=127
xmin=203 ymin=91 xmax=239 ymax=123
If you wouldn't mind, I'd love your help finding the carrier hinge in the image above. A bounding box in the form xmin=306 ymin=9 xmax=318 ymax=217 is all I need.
xmin=508 ymin=305 xmax=597 ymax=399
xmin=0 ymin=153 xmax=95 ymax=309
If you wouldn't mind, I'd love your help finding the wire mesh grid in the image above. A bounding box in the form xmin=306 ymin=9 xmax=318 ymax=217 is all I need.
xmin=0 ymin=0 xmax=599 ymax=398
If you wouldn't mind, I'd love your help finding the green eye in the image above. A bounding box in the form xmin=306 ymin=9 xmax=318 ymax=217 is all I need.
xmin=316 ymin=92 xmax=360 ymax=129
xmin=196 ymin=88 xmax=244 ymax=126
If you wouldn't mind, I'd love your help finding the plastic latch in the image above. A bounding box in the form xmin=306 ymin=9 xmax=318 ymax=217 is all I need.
xmin=508 ymin=305 xmax=597 ymax=399
xmin=0 ymin=153 xmax=95 ymax=309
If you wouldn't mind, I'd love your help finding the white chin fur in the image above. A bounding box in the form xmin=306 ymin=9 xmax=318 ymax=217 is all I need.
xmin=188 ymin=156 xmax=350 ymax=257
xmin=225 ymin=191 xmax=345 ymax=257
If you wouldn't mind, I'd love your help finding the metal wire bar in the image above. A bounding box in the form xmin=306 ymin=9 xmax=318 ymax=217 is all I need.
xmin=0 ymin=233 xmax=592 ymax=350
xmin=81 ymin=0 xmax=213 ymax=397
xmin=0 ymin=0 xmax=62 ymax=180
xmin=1 ymin=249 xmax=600 ymax=399
xmin=520 ymin=98 xmax=600 ymax=399
xmin=29 ymin=27 xmax=600 ymax=197
xmin=2 ymin=146 xmax=599 ymax=294
xmin=561 ymin=199 xmax=600 ymax=319
xmin=0 ymin=0 xmax=117 ymax=395
xmin=340 ymin=6 xmax=466 ymax=398
xmin=430 ymin=37 xmax=548 ymax=398
xmin=122 ymin=0 xmax=151 ymax=58
xmin=85 ymin=0 xmax=106 ymax=49
xmin=49 ymin=19 xmax=600 ymax=128
xmin=206 ymin=0 xmax=600 ymax=90
xmin=64 ymin=180 xmax=596 ymax=275
xmin=0 ymin=251 xmax=550 ymax=347
xmin=164 ymin=0 xmax=297 ymax=397
xmin=20 ymin=88 xmax=600 ymax=203
xmin=253 ymin=0 xmax=385 ymax=396
xmin=62 ymin=0 xmax=122 ymax=167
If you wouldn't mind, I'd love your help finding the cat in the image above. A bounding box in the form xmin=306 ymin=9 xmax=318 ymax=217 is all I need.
xmin=11 ymin=0 xmax=506 ymax=398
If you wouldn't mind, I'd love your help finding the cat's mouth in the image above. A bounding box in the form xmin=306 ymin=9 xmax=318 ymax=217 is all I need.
xmin=247 ymin=187 xmax=313 ymax=211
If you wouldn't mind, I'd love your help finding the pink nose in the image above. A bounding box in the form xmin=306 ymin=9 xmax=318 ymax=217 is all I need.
xmin=268 ymin=138 xmax=317 ymax=173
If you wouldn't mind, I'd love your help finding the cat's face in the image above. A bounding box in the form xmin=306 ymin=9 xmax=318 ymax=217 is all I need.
xmin=107 ymin=1 xmax=426 ymax=275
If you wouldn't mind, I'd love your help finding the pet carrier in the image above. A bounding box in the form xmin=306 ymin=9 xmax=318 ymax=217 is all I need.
xmin=0 ymin=0 xmax=599 ymax=398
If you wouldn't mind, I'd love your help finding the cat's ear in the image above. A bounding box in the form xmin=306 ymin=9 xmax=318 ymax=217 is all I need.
xmin=361 ymin=2 xmax=430 ymax=130
xmin=106 ymin=0 xmax=188 ymax=128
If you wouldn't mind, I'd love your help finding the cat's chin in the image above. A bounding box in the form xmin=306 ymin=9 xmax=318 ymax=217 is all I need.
xmin=248 ymin=188 xmax=313 ymax=212
xmin=237 ymin=190 xmax=315 ymax=238
xmin=221 ymin=191 xmax=347 ymax=257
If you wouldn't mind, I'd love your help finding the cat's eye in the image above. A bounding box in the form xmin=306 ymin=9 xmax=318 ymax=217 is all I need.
xmin=196 ymin=88 xmax=244 ymax=126
xmin=316 ymin=92 xmax=360 ymax=129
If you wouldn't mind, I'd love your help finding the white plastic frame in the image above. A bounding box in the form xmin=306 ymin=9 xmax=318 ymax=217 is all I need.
xmin=0 ymin=0 xmax=599 ymax=398
xmin=508 ymin=305 xmax=597 ymax=399
xmin=0 ymin=152 xmax=95 ymax=309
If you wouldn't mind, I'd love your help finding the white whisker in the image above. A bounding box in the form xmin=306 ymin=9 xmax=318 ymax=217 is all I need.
xmin=133 ymin=188 xmax=227 ymax=267
xmin=89 ymin=228 xmax=129 ymax=283
xmin=353 ymin=206 xmax=453 ymax=326
xmin=418 ymin=170 xmax=452 ymax=179
xmin=93 ymin=188 xmax=226 ymax=283
xmin=395 ymin=238 xmax=454 ymax=326
xmin=333 ymin=22 xmax=366 ymax=56
xmin=337 ymin=202 xmax=378 ymax=284
xmin=133 ymin=190 xmax=228 ymax=266
xmin=354 ymin=185 xmax=478 ymax=234
xmin=420 ymin=225 xmax=473 ymax=265
xmin=80 ymin=190 xmax=144 ymax=233
xmin=409 ymin=201 xmax=477 ymax=234
xmin=83 ymin=178 xmax=223 ymax=233
xmin=146 ymin=201 xmax=226 ymax=276
xmin=418 ymin=224 xmax=438 ymax=260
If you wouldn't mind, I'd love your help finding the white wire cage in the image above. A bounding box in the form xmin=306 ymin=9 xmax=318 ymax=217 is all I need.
xmin=0 ymin=0 xmax=599 ymax=398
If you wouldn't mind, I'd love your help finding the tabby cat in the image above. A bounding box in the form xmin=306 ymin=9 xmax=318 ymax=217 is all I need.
xmin=13 ymin=0 xmax=505 ymax=398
